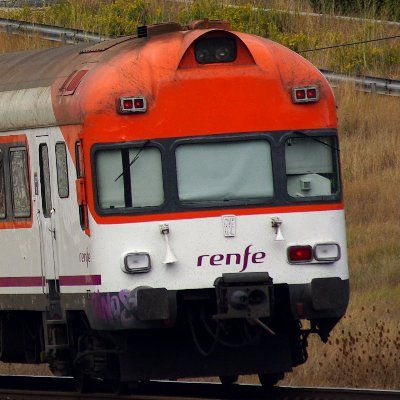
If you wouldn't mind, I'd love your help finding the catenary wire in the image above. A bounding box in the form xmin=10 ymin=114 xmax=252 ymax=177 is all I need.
xmin=300 ymin=34 xmax=400 ymax=53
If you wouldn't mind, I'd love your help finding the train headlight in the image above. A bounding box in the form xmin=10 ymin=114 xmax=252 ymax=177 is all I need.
xmin=314 ymin=243 xmax=341 ymax=262
xmin=195 ymin=37 xmax=237 ymax=64
xmin=122 ymin=252 xmax=151 ymax=274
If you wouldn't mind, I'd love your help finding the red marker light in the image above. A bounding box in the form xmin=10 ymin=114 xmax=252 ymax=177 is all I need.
xmin=119 ymin=96 xmax=147 ymax=114
xmin=307 ymin=88 xmax=317 ymax=99
xmin=134 ymin=98 xmax=144 ymax=109
xmin=292 ymin=86 xmax=319 ymax=103
xmin=295 ymin=89 xmax=306 ymax=100
xmin=288 ymin=245 xmax=313 ymax=263
xmin=123 ymin=99 xmax=134 ymax=110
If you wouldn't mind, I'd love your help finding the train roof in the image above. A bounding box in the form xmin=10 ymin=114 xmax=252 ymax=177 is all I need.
xmin=0 ymin=21 xmax=336 ymax=134
xmin=0 ymin=35 xmax=144 ymax=92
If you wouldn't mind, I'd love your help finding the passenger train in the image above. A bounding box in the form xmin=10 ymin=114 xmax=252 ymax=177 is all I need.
xmin=0 ymin=19 xmax=349 ymax=390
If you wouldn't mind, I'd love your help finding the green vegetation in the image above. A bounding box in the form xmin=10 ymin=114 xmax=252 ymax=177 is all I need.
xmin=1 ymin=0 xmax=399 ymax=77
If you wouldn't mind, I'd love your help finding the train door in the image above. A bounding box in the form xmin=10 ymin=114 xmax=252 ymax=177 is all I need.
xmin=35 ymin=135 xmax=59 ymax=293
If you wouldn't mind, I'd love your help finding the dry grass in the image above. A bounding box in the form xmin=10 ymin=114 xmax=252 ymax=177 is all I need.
xmin=0 ymin=363 xmax=51 ymax=376
xmin=338 ymin=86 xmax=400 ymax=291
xmin=276 ymin=88 xmax=400 ymax=389
xmin=239 ymin=309 xmax=400 ymax=389
xmin=0 ymin=32 xmax=60 ymax=53
xmin=279 ymin=301 xmax=400 ymax=388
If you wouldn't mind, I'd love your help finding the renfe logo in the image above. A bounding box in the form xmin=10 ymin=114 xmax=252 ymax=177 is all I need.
xmin=197 ymin=245 xmax=266 ymax=272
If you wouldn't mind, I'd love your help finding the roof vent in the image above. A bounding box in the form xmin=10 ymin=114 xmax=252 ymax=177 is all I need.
xmin=137 ymin=25 xmax=148 ymax=38
xmin=137 ymin=22 xmax=182 ymax=38
xmin=59 ymin=69 xmax=89 ymax=96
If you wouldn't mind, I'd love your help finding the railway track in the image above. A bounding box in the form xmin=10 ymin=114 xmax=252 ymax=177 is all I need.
xmin=0 ymin=377 xmax=399 ymax=400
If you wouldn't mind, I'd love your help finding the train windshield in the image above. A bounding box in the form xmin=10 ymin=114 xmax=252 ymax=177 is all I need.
xmin=95 ymin=147 xmax=164 ymax=209
xmin=285 ymin=136 xmax=340 ymax=198
xmin=176 ymin=140 xmax=274 ymax=202
xmin=93 ymin=133 xmax=341 ymax=215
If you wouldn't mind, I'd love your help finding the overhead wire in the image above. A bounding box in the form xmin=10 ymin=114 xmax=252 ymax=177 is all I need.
xmin=300 ymin=34 xmax=400 ymax=53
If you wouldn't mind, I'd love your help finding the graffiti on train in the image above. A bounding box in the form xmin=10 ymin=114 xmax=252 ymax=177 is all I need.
xmin=90 ymin=290 xmax=134 ymax=327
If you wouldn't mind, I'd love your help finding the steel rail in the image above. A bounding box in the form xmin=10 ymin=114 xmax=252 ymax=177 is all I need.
xmin=143 ymin=381 xmax=400 ymax=399
xmin=0 ymin=17 xmax=399 ymax=97
xmin=0 ymin=17 xmax=107 ymax=43
xmin=0 ymin=377 xmax=399 ymax=400
xmin=321 ymin=69 xmax=400 ymax=96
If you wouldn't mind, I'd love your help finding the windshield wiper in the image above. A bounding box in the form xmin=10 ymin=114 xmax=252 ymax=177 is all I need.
xmin=291 ymin=130 xmax=340 ymax=153
xmin=114 ymin=140 xmax=150 ymax=182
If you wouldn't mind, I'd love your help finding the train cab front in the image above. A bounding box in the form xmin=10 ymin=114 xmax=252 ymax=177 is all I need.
xmin=65 ymin=21 xmax=349 ymax=388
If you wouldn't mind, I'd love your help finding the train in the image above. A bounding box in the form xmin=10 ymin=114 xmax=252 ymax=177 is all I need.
xmin=0 ymin=19 xmax=349 ymax=391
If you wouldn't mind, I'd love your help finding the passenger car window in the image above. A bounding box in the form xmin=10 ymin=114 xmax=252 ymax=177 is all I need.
xmin=55 ymin=142 xmax=69 ymax=198
xmin=10 ymin=147 xmax=30 ymax=218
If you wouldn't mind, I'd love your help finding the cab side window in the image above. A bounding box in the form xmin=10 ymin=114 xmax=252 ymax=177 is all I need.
xmin=75 ymin=141 xmax=87 ymax=230
xmin=75 ymin=141 xmax=83 ymax=178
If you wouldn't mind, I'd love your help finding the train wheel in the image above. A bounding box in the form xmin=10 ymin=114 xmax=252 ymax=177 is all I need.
xmin=107 ymin=379 xmax=129 ymax=395
xmin=219 ymin=375 xmax=239 ymax=385
xmin=74 ymin=369 xmax=95 ymax=393
xmin=258 ymin=372 xmax=284 ymax=387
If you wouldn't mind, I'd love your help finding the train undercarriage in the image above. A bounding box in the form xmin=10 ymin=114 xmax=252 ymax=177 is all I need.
xmin=0 ymin=273 xmax=347 ymax=392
